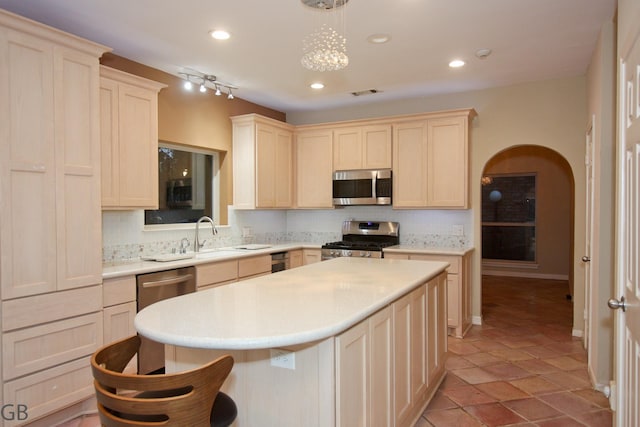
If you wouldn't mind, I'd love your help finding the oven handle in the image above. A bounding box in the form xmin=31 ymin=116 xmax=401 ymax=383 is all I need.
xmin=140 ymin=273 xmax=194 ymax=289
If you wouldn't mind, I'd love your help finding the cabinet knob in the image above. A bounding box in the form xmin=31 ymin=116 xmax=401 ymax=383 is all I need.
xmin=582 ymin=256 xmax=591 ymax=262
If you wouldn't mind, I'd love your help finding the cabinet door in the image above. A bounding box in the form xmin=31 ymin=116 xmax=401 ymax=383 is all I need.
xmin=370 ymin=307 xmax=393 ymax=427
xmin=362 ymin=125 xmax=392 ymax=169
xmin=256 ymin=123 xmax=277 ymax=207
xmin=410 ymin=284 xmax=427 ymax=405
xmin=289 ymin=250 xmax=303 ymax=269
xmin=54 ymin=47 xmax=103 ymax=290
xmin=333 ymin=127 xmax=363 ymax=170
xmin=116 ymin=82 xmax=159 ymax=208
xmin=103 ymin=302 xmax=137 ymax=374
xmin=336 ymin=319 xmax=369 ymax=427
xmin=393 ymin=292 xmax=412 ymax=423
xmin=296 ymin=130 xmax=333 ymax=208
xmin=0 ymin=31 xmax=57 ymax=299
xmin=393 ymin=121 xmax=428 ymax=208
xmin=426 ymin=116 xmax=468 ymax=208
xmin=274 ymin=129 xmax=293 ymax=207
xmin=303 ymin=249 xmax=322 ymax=264
xmin=100 ymin=77 xmax=119 ymax=207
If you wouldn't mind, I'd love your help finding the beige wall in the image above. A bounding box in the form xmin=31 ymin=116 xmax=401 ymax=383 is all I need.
xmin=100 ymin=53 xmax=286 ymax=224
xmin=483 ymin=146 xmax=573 ymax=280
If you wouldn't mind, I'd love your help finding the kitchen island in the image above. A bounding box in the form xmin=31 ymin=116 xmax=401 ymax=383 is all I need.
xmin=135 ymin=257 xmax=449 ymax=427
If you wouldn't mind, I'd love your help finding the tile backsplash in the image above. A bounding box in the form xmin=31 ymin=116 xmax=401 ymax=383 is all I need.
xmin=102 ymin=206 xmax=473 ymax=264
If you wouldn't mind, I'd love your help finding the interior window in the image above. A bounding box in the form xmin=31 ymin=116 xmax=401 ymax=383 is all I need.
xmin=145 ymin=143 xmax=219 ymax=225
xmin=481 ymin=174 xmax=536 ymax=262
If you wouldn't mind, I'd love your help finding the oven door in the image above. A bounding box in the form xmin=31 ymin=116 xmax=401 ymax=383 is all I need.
xmin=332 ymin=169 xmax=391 ymax=206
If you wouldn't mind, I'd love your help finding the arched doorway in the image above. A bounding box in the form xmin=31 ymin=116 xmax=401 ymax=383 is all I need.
xmin=481 ymin=145 xmax=575 ymax=316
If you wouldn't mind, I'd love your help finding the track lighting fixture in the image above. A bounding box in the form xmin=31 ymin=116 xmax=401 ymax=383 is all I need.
xmin=178 ymin=70 xmax=237 ymax=100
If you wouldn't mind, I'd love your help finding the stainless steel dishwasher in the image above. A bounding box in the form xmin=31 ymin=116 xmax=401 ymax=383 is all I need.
xmin=136 ymin=266 xmax=196 ymax=374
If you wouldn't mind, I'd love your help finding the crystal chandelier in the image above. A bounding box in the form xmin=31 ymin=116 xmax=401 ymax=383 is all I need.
xmin=301 ymin=0 xmax=349 ymax=72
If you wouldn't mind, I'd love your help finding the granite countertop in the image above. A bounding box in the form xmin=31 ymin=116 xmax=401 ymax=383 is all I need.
xmin=383 ymin=244 xmax=475 ymax=256
xmin=134 ymin=257 xmax=448 ymax=350
xmin=102 ymin=243 xmax=321 ymax=279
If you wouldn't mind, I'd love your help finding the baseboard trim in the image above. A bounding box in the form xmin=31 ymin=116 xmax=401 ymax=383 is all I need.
xmin=572 ymin=329 xmax=584 ymax=338
xmin=472 ymin=315 xmax=482 ymax=325
xmin=483 ymin=270 xmax=569 ymax=281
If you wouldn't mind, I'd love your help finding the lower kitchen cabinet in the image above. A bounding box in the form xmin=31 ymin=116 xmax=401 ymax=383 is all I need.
xmin=289 ymin=250 xmax=304 ymax=269
xmin=303 ymin=248 xmax=322 ymax=264
xmin=238 ymin=255 xmax=271 ymax=279
xmin=336 ymin=306 xmax=393 ymax=427
xmin=335 ymin=274 xmax=446 ymax=427
xmin=196 ymin=259 xmax=238 ymax=290
xmin=384 ymin=251 xmax=472 ymax=338
xmin=103 ymin=276 xmax=137 ymax=374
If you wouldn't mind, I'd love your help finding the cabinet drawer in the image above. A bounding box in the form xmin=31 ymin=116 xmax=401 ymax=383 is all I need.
xmin=2 ymin=312 xmax=103 ymax=380
xmin=2 ymin=285 xmax=102 ymax=332
xmin=196 ymin=260 xmax=238 ymax=288
xmin=103 ymin=276 xmax=136 ymax=306
xmin=408 ymin=254 xmax=460 ymax=274
xmin=238 ymin=255 xmax=271 ymax=278
xmin=3 ymin=356 xmax=94 ymax=427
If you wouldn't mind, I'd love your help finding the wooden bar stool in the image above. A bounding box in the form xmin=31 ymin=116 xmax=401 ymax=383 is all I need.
xmin=91 ymin=335 xmax=237 ymax=426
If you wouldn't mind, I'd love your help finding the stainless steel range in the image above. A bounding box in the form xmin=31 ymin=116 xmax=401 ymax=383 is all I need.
xmin=321 ymin=220 xmax=399 ymax=260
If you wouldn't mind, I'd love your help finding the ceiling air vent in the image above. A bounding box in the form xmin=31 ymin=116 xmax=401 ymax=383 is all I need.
xmin=351 ymin=89 xmax=379 ymax=97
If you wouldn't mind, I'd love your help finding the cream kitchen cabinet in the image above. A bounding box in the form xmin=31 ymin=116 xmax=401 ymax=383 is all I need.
xmin=335 ymin=273 xmax=447 ymax=427
xmin=384 ymin=250 xmax=472 ymax=338
xmin=392 ymin=109 xmax=476 ymax=209
xmin=196 ymin=259 xmax=239 ymax=290
xmin=303 ymin=248 xmax=322 ymax=264
xmin=232 ymin=114 xmax=294 ymax=209
xmin=289 ymin=249 xmax=304 ymax=269
xmin=0 ymin=10 xmax=109 ymax=425
xmin=196 ymin=255 xmax=271 ymax=291
xmin=100 ymin=66 xmax=166 ymax=209
xmin=336 ymin=306 xmax=393 ymax=427
xmin=333 ymin=124 xmax=392 ymax=171
xmin=295 ymin=128 xmax=334 ymax=208
xmin=102 ymin=276 xmax=137 ymax=374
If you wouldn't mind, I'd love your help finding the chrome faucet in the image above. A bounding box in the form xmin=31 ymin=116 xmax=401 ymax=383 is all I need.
xmin=194 ymin=216 xmax=217 ymax=252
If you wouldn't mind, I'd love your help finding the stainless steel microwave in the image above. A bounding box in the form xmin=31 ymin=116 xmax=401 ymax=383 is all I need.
xmin=332 ymin=169 xmax=392 ymax=206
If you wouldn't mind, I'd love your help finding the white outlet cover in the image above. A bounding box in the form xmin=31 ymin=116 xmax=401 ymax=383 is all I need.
xmin=270 ymin=348 xmax=295 ymax=370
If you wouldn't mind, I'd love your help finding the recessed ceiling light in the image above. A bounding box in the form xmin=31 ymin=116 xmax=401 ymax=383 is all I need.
xmin=367 ymin=33 xmax=391 ymax=44
xmin=310 ymin=82 xmax=325 ymax=89
xmin=449 ymin=59 xmax=465 ymax=68
xmin=209 ymin=30 xmax=230 ymax=40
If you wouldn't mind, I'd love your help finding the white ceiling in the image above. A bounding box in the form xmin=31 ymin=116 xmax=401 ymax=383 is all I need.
xmin=0 ymin=0 xmax=617 ymax=114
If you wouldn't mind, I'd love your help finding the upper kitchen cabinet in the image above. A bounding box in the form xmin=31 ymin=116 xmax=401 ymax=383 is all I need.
xmin=295 ymin=127 xmax=334 ymax=208
xmin=100 ymin=66 xmax=166 ymax=209
xmin=333 ymin=124 xmax=392 ymax=170
xmin=393 ymin=109 xmax=476 ymax=209
xmin=232 ymin=114 xmax=294 ymax=209
xmin=0 ymin=10 xmax=109 ymax=299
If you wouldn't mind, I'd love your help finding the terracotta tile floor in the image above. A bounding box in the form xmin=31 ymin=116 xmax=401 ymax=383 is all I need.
xmin=61 ymin=275 xmax=613 ymax=427
xmin=418 ymin=275 xmax=613 ymax=427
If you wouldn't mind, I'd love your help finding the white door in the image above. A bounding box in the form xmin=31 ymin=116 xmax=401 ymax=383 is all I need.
xmin=584 ymin=119 xmax=595 ymax=352
xmin=613 ymin=12 xmax=640 ymax=426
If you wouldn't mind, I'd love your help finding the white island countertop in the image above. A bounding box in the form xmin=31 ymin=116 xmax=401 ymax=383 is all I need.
xmin=135 ymin=257 xmax=448 ymax=350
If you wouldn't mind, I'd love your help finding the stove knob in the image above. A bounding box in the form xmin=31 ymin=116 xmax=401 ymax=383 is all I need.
xmin=346 ymin=250 xmax=352 ymax=257
xmin=366 ymin=252 xmax=372 ymax=258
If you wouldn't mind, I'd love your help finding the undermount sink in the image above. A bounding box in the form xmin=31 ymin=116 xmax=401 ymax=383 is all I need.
xmin=195 ymin=249 xmax=241 ymax=259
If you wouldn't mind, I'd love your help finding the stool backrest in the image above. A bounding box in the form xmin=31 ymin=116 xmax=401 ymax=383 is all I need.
xmin=91 ymin=335 xmax=233 ymax=426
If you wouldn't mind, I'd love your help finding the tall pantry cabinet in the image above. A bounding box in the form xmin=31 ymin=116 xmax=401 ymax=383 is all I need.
xmin=0 ymin=10 xmax=109 ymax=426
